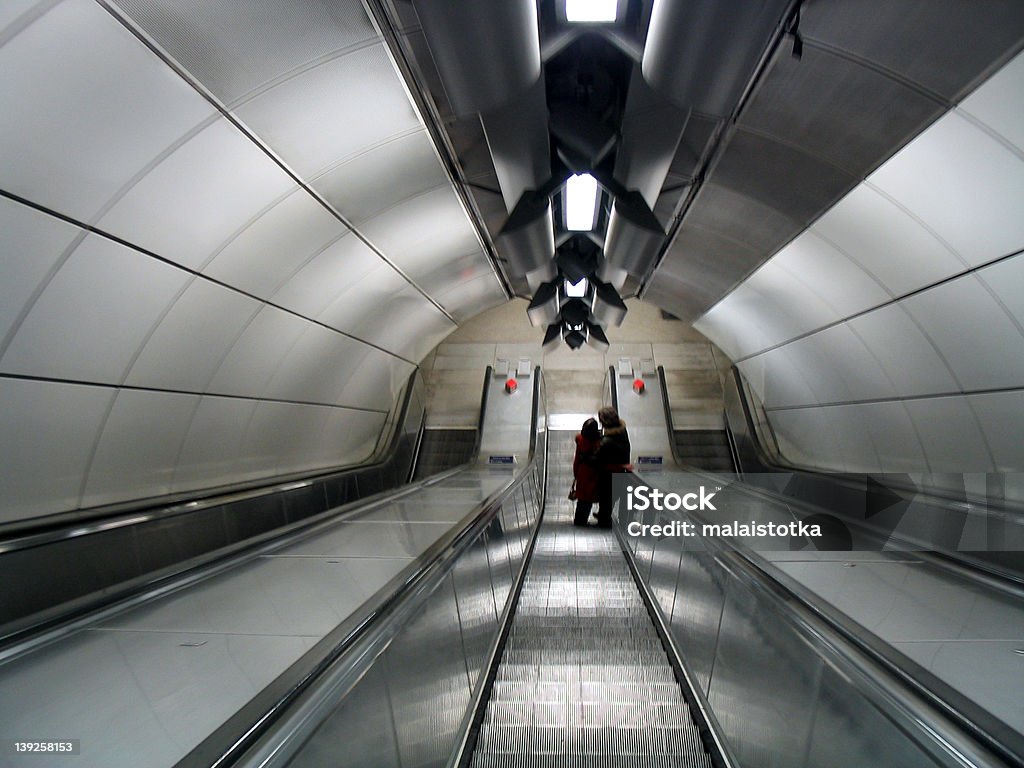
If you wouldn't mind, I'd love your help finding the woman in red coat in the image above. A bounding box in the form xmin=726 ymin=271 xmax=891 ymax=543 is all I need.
xmin=572 ymin=417 xmax=602 ymax=527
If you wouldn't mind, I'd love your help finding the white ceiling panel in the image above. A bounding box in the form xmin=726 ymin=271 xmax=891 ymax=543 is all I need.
xmin=811 ymin=185 xmax=965 ymax=296
xmin=768 ymin=406 xmax=881 ymax=471
xmin=904 ymin=397 xmax=994 ymax=473
xmin=338 ymin=354 xmax=416 ymax=413
xmin=788 ymin=323 xmax=896 ymax=403
xmin=902 ymin=275 xmax=1024 ymax=391
xmin=434 ymin=274 xmax=507 ymax=324
xmin=958 ymin=49 xmax=1024 ymax=154
xmin=270 ymin=232 xmax=383 ymax=319
xmin=0 ymin=0 xmax=215 ymax=222
xmin=0 ymin=1 xmax=44 ymax=32
xmin=172 ymin=395 xmax=257 ymax=493
xmin=263 ymin=325 xmax=367 ymax=406
xmin=741 ymin=256 xmax=842 ymax=348
xmin=695 ymin=284 xmax=789 ymax=360
xmin=233 ymin=44 xmax=420 ymax=178
xmin=853 ymin=401 xmax=927 ymax=473
xmin=868 ymin=111 xmax=1024 ymax=266
xmin=207 ymin=306 xmax=309 ymax=398
xmin=241 ymin=401 xmax=329 ymax=476
xmin=747 ymin=345 xmax=823 ymax=409
xmin=0 ymin=235 xmax=189 ymax=383
xmin=0 ymin=378 xmax=114 ymax=522
xmin=969 ymin=391 xmax=1024 ymax=472
xmin=203 ymin=188 xmax=347 ymax=298
xmin=82 ymin=389 xmax=199 ymax=507
xmin=0 ymin=197 xmax=81 ymax=343
xmin=125 ymin=279 xmax=262 ymax=392
xmin=345 ymin=286 xmax=454 ymax=362
xmin=772 ymin=230 xmax=891 ymax=317
xmin=315 ymin=408 xmax=387 ymax=469
xmin=847 ymin=303 xmax=959 ymax=397
xmin=358 ymin=186 xmax=482 ymax=285
xmin=313 ymin=130 xmax=449 ymax=224
xmin=317 ymin=260 xmax=412 ymax=334
xmin=110 ymin=0 xmax=377 ymax=104
xmin=977 ymin=254 xmax=1024 ymax=327
xmin=98 ymin=118 xmax=295 ymax=270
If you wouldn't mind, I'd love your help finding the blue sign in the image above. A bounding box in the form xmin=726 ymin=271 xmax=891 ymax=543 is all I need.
xmin=488 ymin=455 xmax=516 ymax=465
xmin=637 ymin=455 xmax=663 ymax=465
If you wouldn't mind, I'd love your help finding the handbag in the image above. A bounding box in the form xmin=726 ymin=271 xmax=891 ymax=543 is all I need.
xmin=568 ymin=481 xmax=577 ymax=501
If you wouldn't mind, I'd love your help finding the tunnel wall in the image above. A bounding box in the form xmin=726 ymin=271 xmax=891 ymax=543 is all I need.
xmin=0 ymin=0 xmax=510 ymax=526
xmin=695 ymin=51 xmax=1024 ymax=477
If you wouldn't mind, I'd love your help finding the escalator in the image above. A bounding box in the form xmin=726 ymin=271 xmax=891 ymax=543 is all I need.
xmin=467 ymin=435 xmax=712 ymax=767
xmin=57 ymin=366 xmax=1017 ymax=768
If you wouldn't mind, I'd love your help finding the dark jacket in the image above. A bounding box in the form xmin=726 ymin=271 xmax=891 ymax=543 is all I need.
xmin=572 ymin=433 xmax=601 ymax=502
xmin=596 ymin=421 xmax=630 ymax=473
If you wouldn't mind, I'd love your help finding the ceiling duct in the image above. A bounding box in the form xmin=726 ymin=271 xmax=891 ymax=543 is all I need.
xmin=550 ymin=103 xmax=619 ymax=171
xmin=555 ymin=236 xmax=600 ymax=283
xmin=597 ymin=190 xmax=665 ymax=280
xmin=542 ymin=322 xmax=563 ymax=351
xmin=586 ymin=322 xmax=611 ymax=351
xmin=481 ymin=80 xmax=552 ymax=211
xmin=641 ymin=0 xmax=791 ymax=116
xmin=526 ymin=280 xmax=560 ymax=327
xmin=560 ymin=297 xmax=591 ymax=328
xmin=412 ymin=0 xmax=542 ymax=116
xmin=592 ymin=279 xmax=628 ymax=327
xmin=564 ymin=329 xmax=587 ymax=349
xmin=613 ymin=70 xmax=691 ymax=208
xmin=496 ymin=191 xmax=556 ymax=275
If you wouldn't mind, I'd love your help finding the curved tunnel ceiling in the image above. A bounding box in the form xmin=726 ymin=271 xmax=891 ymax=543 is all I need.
xmin=1 ymin=0 xmax=1023 ymax=522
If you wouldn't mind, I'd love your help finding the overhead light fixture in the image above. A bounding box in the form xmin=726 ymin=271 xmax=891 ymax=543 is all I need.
xmin=565 ymin=173 xmax=599 ymax=231
xmin=564 ymin=277 xmax=589 ymax=298
xmin=565 ymin=0 xmax=618 ymax=23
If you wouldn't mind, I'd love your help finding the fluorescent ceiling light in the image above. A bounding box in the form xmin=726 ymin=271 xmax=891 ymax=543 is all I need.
xmin=565 ymin=173 xmax=599 ymax=231
xmin=565 ymin=0 xmax=618 ymax=23
xmin=564 ymin=277 xmax=589 ymax=298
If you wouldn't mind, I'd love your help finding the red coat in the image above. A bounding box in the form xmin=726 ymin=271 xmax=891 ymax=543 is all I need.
xmin=572 ymin=433 xmax=601 ymax=502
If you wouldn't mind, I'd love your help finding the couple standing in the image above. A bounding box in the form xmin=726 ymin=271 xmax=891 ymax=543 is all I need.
xmin=571 ymin=406 xmax=631 ymax=528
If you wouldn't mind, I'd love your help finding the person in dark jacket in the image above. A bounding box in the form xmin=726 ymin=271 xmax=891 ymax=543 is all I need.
xmin=594 ymin=406 xmax=630 ymax=528
xmin=572 ymin=417 xmax=602 ymax=527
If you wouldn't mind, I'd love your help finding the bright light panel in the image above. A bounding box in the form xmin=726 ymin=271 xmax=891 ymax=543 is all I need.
xmin=565 ymin=277 xmax=589 ymax=297
xmin=566 ymin=0 xmax=618 ymax=23
xmin=565 ymin=173 xmax=599 ymax=231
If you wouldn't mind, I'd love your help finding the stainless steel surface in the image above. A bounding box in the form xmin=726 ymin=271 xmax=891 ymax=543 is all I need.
xmin=619 ymin=469 xmax=1016 ymax=767
xmin=0 ymin=466 xmax=519 ymax=768
xmin=470 ymin=433 xmax=712 ymax=767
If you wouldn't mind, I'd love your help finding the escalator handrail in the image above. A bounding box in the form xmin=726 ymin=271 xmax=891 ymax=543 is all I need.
xmin=176 ymin=369 xmax=547 ymax=768
xmin=627 ymin=467 xmax=1024 ymax=767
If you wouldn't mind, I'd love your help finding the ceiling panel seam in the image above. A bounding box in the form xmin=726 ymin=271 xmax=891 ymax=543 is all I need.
xmin=361 ymin=0 xmax=513 ymax=301
xmin=955 ymin=107 xmax=1024 ymax=164
xmin=0 ymin=371 xmax=392 ymax=415
xmin=0 ymin=189 xmax=421 ymax=367
xmin=225 ymin=37 xmax=383 ymax=109
xmin=0 ymin=0 xmax=61 ymax=48
xmin=92 ymin=0 xmax=460 ymax=326
xmin=763 ymin=383 xmax=1024 ymax=412
xmin=727 ymin=245 xmax=1024 ymax=365
xmin=306 ymin=125 xmax=424 ymax=183
xmin=800 ymin=37 xmax=951 ymax=109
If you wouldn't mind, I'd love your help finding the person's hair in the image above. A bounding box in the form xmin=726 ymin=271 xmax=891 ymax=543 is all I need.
xmin=581 ymin=417 xmax=600 ymax=440
xmin=598 ymin=406 xmax=620 ymax=428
